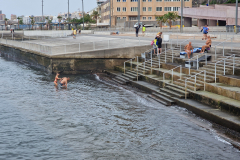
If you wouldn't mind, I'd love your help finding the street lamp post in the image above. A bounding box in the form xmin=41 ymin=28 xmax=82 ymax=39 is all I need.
xmin=68 ymin=0 xmax=70 ymax=30
xmin=236 ymin=0 xmax=238 ymax=34
xmin=82 ymin=0 xmax=84 ymax=30
xmin=138 ymin=0 xmax=140 ymax=25
xmin=180 ymin=0 xmax=183 ymax=33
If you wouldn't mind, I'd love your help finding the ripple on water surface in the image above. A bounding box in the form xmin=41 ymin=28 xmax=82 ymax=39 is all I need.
xmin=0 ymin=57 xmax=239 ymax=160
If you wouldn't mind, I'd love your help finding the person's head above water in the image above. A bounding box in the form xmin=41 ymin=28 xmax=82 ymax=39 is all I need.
xmin=56 ymin=73 xmax=60 ymax=76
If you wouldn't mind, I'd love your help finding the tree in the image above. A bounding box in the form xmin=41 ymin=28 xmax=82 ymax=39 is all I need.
xmin=17 ymin=17 xmax=21 ymax=29
xmin=164 ymin=12 xmax=179 ymax=29
xmin=57 ymin=16 xmax=62 ymax=30
xmin=91 ymin=11 xmax=99 ymax=23
xmin=156 ymin=15 xmax=167 ymax=29
xmin=45 ymin=17 xmax=52 ymax=30
xmin=19 ymin=19 xmax=23 ymax=25
xmin=29 ymin=16 xmax=35 ymax=30
xmin=4 ymin=18 xmax=8 ymax=30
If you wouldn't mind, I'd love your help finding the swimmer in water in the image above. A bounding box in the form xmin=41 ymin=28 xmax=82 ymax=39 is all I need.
xmin=54 ymin=73 xmax=61 ymax=86
xmin=60 ymin=77 xmax=70 ymax=88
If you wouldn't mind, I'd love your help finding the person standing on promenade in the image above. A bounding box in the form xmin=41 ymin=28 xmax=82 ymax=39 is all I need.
xmin=200 ymin=36 xmax=212 ymax=53
xmin=202 ymin=25 xmax=209 ymax=40
xmin=54 ymin=73 xmax=61 ymax=86
xmin=135 ymin=25 xmax=139 ymax=37
xmin=79 ymin=28 xmax=81 ymax=34
xmin=142 ymin=24 xmax=146 ymax=36
xmin=73 ymin=29 xmax=77 ymax=39
xmin=155 ymin=34 xmax=162 ymax=55
xmin=184 ymin=42 xmax=193 ymax=59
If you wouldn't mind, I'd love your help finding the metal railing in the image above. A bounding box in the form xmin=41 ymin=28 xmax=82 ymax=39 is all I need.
xmin=163 ymin=65 xmax=182 ymax=87
xmin=214 ymin=54 xmax=235 ymax=83
xmin=214 ymin=37 xmax=233 ymax=60
xmin=185 ymin=70 xmax=206 ymax=99
xmin=124 ymin=56 xmax=137 ymax=74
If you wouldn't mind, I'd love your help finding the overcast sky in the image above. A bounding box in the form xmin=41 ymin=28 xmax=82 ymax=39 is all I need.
xmin=0 ymin=0 xmax=98 ymax=18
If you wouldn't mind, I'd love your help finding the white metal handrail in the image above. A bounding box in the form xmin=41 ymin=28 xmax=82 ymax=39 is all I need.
xmin=124 ymin=56 xmax=137 ymax=74
xmin=214 ymin=54 xmax=235 ymax=83
xmin=163 ymin=65 xmax=182 ymax=87
xmin=185 ymin=70 xmax=206 ymax=99
xmin=214 ymin=37 xmax=233 ymax=60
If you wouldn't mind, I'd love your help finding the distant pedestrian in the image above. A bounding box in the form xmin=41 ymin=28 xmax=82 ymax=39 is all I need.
xmin=10 ymin=29 xmax=12 ymax=33
xmin=135 ymin=26 xmax=139 ymax=37
xmin=79 ymin=28 xmax=81 ymax=34
xmin=73 ymin=29 xmax=77 ymax=39
xmin=201 ymin=25 xmax=209 ymax=40
xmin=155 ymin=34 xmax=162 ymax=55
xmin=142 ymin=24 xmax=146 ymax=36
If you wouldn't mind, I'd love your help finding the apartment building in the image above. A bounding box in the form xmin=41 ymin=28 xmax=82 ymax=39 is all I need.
xmin=113 ymin=0 xmax=192 ymax=21
xmin=100 ymin=0 xmax=192 ymax=26
xmin=11 ymin=14 xmax=17 ymax=20
xmin=0 ymin=14 xmax=6 ymax=20
xmin=101 ymin=0 xmax=110 ymax=24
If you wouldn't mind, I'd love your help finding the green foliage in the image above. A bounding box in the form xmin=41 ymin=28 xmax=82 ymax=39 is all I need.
xmin=70 ymin=14 xmax=96 ymax=24
xmin=164 ymin=12 xmax=179 ymax=29
xmin=91 ymin=10 xmax=99 ymax=22
xmin=225 ymin=0 xmax=240 ymax=3
xmin=156 ymin=15 xmax=167 ymax=28
xmin=19 ymin=19 xmax=23 ymax=25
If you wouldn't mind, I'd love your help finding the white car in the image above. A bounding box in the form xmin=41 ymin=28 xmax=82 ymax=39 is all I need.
xmin=134 ymin=22 xmax=142 ymax=28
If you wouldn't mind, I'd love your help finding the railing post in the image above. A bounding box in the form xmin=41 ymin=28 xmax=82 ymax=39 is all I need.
xmin=172 ymin=69 xmax=173 ymax=84
xmin=189 ymin=59 xmax=190 ymax=75
xmin=197 ymin=55 xmax=199 ymax=70
xmin=215 ymin=63 xmax=217 ymax=83
xmin=224 ymin=59 xmax=226 ymax=75
xmin=231 ymin=38 xmax=233 ymax=52
xmin=205 ymin=52 xmax=207 ymax=65
xmin=204 ymin=70 xmax=206 ymax=91
xmin=223 ymin=43 xmax=224 ymax=56
xmin=194 ymin=75 xmax=196 ymax=92
xmin=177 ymin=36 xmax=178 ymax=46
xmin=172 ymin=48 xmax=173 ymax=63
xmin=215 ymin=46 xmax=217 ymax=60
xmin=137 ymin=65 xmax=138 ymax=81
xmin=79 ymin=43 xmax=80 ymax=52
xmin=151 ymin=50 xmax=152 ymax=74
xmin=185 ymin=80 xmax=187 ymax=99
xmin=131 ymin=59 xmax=132 ymax=71
xmin=165 ymin=45 xmax=167 ymax=63
xmin=233 ymin=54 xmax=235 ymax=75
xmin=159 ymin=54 xmax=160 ymax=70
xmin=144 ymin=62 xmax=145 ymax=75
xmin=124 ymin=62 xmax=125 ymax=74
xmin=180 ymin=65 xmax=182 ymax=80
xmin=163 ymin=73 xmax=165 ymax=87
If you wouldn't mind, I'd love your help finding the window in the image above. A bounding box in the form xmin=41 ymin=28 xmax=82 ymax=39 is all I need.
xmin=148 ymin=7 xmax=152 ymax=11
xmin=148 ymin=0 xmax=152 ymax=1
xmin=142 ymin=17 xmax=146 ymax=20
xmin=148 ymin=17 xmax=152 ymax=20
xmin=131 ymin=7 xmax=138 ymax=12
xmin=164 ymin=7 xmax=171 ymax=11
xmin=164 ymin=0 xmax=171 ymax=1
xmin=156 ymin=0 xmax=162 ymax=1
xmin=117 ymin=0 xmax=120 ymax=2
xmin=173 ymin=0 xmax=180 ymax=1
xmin=123 ymin=0 xmax=126 ymax=1
xmin=143 ymin=0 xmax=146 ymax=1
xmin=117 ymin=7 xmax=120 ymax=12
xmin=123 ymin=17 xmax=126 ymax=19
xmin=173 ymin=7 xmax=179 ymax=11
xmin=143 ymin=7 xmax=146 ymax=11
xmin=156 ymin=7 xmax=162 ymax=11
xmin=123 ymin=7 xmax=126 ymax=12
xmin=117 ymin=17 xmax=121 ymax=19
xmin=130 ymin=0 xmax=138 ymax=2
xmin=184 ymin=0 xmax=189 ymax=1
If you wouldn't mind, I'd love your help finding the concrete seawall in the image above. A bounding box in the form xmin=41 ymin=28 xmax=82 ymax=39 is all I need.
xmin=0 ymin=43 xmax=152 ymax=74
